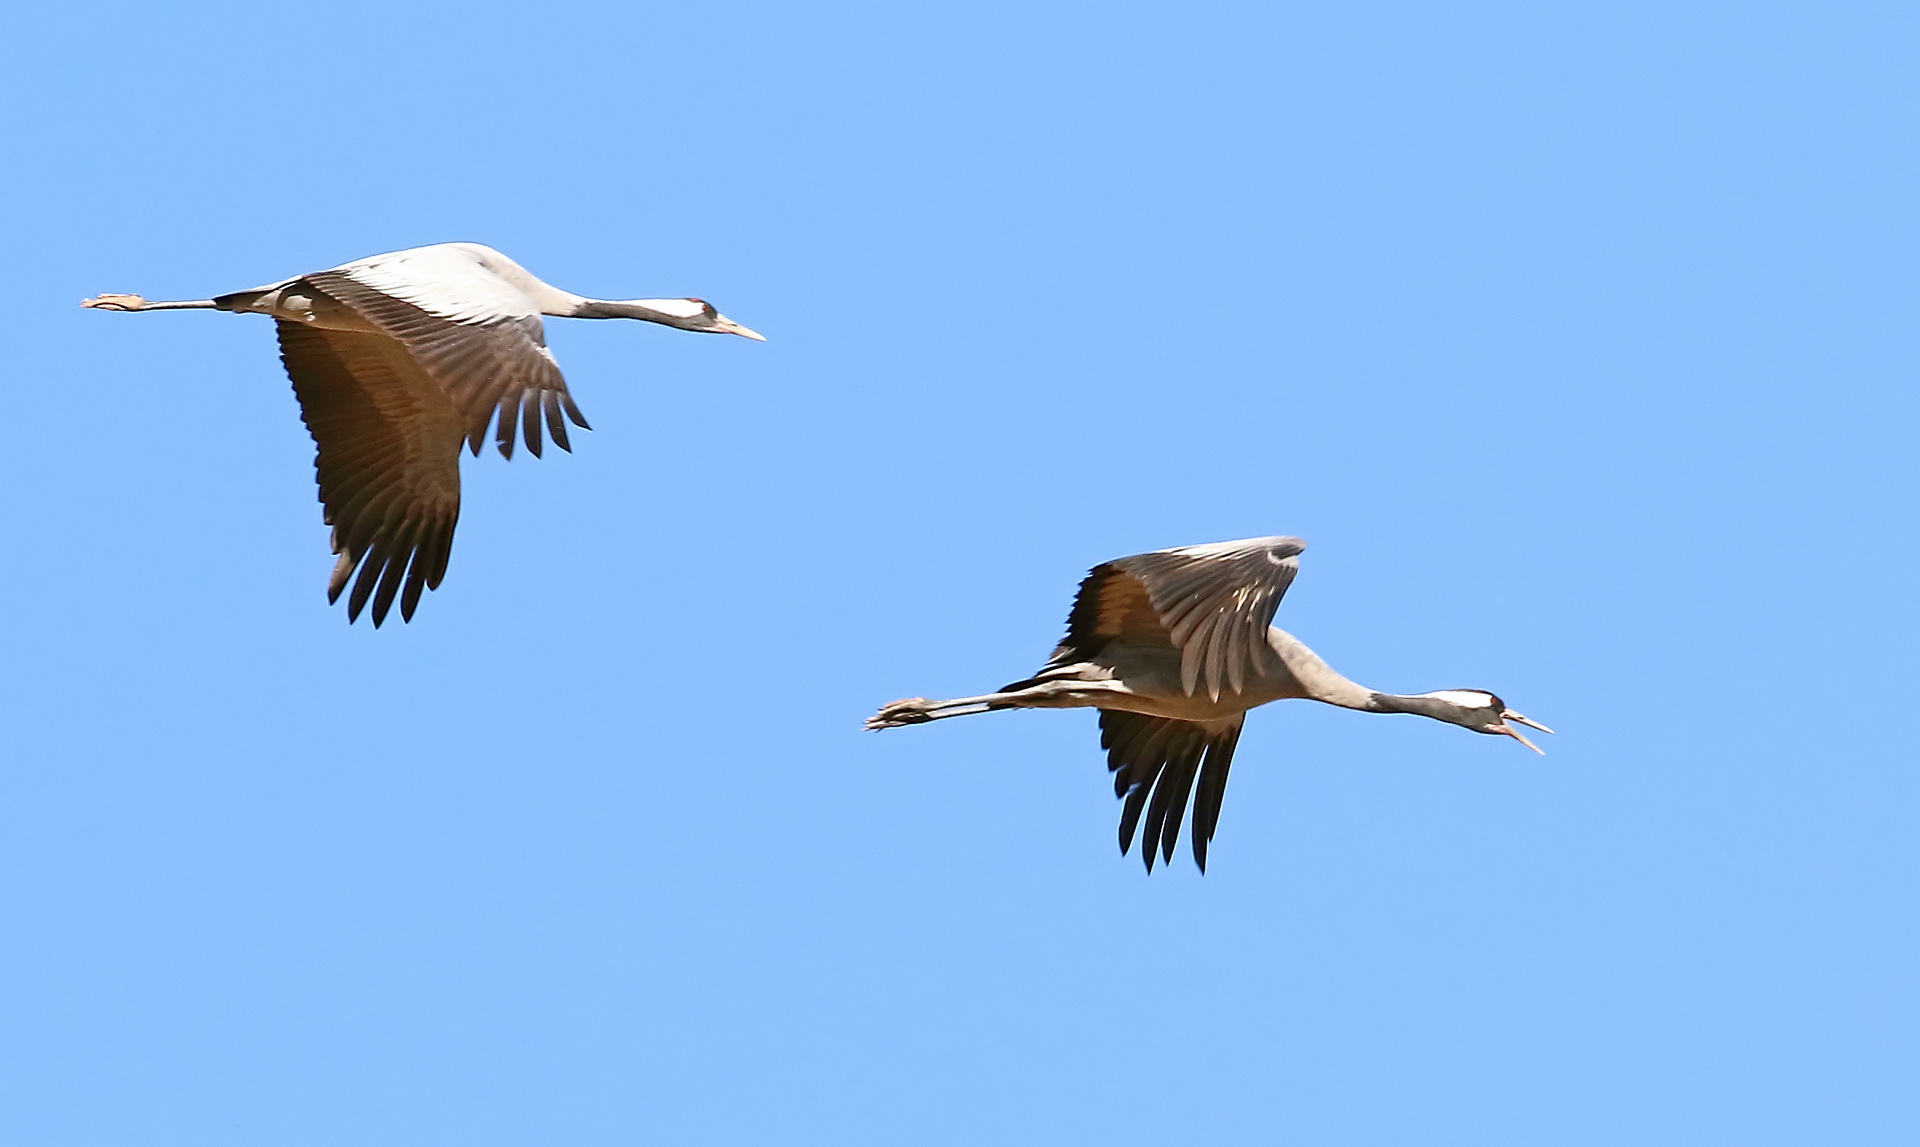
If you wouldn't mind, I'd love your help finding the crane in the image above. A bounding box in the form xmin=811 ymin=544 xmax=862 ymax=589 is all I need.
xmin=866 ymin=536 xmax=1551 ymax=871
xmin=83 ymin=242 xmax=762 ymax=625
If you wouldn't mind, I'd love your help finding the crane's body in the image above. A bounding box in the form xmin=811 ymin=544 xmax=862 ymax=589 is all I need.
xmin=879 ymin=627 xmax=1348 ymax=724
xmin=214 ymin=243 xmax=744 ymax=329
xmin=867 ymin=536 xmax=1550 ymax=871
xmin=83 ymin=242 xmax=762 ymax=626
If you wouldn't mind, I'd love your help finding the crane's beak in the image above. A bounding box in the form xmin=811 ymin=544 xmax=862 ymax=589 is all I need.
xmin=1495 ymin=725 xmax=1544 ymax=754
xmin=1503 ymin=709 xmax=1553 ymax=735
xmin=712 ymin=315 xmax=766 ymax=341
xmin=1494 ymin=708 xmax=1552 ymax=755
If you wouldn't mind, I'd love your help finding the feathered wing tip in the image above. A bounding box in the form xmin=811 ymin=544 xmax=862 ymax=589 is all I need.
xmin=1100 ymin=711 xmax=1246 ymax=873
xmin=325 ymin=521 xmax=456 ymax=627
xmin=479 ymin=388 xmax=591 ymax=459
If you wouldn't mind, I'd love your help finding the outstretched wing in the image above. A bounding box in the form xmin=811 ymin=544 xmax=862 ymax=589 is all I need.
xmin=1051 ymin=536 xmax=1306 ymax=700
xmin=1100 ymin=710 xmax=1245 ymax=872
xmin=299 ymin=265 xmax=589 ymax=460
xmin=276 ymin=321 xmax=464 ymax=626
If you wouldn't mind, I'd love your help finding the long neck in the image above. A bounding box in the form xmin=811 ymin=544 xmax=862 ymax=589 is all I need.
xmin=1364 ymin=692 xmax=1453 ymax=717
xmin=466 ymin=250 xmax=702 ymax=324
xmin=563 ymin=298 xmax=695 ymax=324
xmin=1267 ymin=631 xmax=1471 ymax=719
xmin=450 ymin=250 xmax=592 ymax=316
xmin=1267 ymin=629 xmax=1395 ymax=711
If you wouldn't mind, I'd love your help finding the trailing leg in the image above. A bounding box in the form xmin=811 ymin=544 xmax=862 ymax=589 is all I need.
xmin=865 ymin=679 xmax=1117 ymax=730
xmin=80 ymin=295 xmax=220 ymax=311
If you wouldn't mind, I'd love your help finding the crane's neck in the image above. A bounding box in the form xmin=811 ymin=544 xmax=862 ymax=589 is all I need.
xmin=444 ymin=248 xmax=706 ymax=324
xmin=1266 ymin=628 xmax=1419 ymax=714
xmin=1363 ymin=693 xmax=1461 ymax=718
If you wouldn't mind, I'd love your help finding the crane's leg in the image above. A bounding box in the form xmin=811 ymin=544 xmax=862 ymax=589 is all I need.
xmin=865 ymin=679 xmax=1117 ymax=730
xmin=80 ymin=295 xmax=220 ymax=311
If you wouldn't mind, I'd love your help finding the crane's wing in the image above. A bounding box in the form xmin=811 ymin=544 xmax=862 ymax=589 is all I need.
xmin=276 ymin=321 xmax=464 ymax=626
xmin=297 ymin=265 xmax=590 ymax=461
xmin=1100 ymin=711 xmax=1245 ymax=872
xmin=1051 ymin=536 xmax=1306 ymax=700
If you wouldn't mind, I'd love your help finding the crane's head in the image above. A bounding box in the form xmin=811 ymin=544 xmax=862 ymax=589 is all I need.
xmin=1413 ymin=690 xmax=1554 ymax=753
xmin=621 ymin=298 xmax=765 ymax=340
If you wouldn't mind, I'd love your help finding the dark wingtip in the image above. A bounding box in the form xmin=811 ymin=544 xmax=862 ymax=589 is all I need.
xmin=400 ymin=574 xmax=424 ymax=622
xmin=521 ymin=396 xmax=545 ymax=458
xmin=561 ymin=394 xmax=592 ymax=430
xmin=545 ymin=394 xmax=572 ymax=452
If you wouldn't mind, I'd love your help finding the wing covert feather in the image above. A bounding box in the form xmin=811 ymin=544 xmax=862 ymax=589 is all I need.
xmin=1050 ymin=536 xmax=1306 ymax=699
xmin=300 ymin=270 xmax=589 ymax=459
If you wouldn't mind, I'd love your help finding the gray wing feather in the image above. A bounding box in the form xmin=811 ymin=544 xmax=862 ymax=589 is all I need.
xmin=1060 ymin=536 xmax=1306 ymax=700
xmin=301 ymin=270 xmax=589 ymax=459
xmin=1121 ymin=536 xmax=1305 ymax=700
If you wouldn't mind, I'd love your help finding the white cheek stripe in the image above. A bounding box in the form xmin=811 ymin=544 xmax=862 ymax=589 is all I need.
xmin=1426 ymin=690 xmax=1493 ymax=707
xmin=633 ymin=298 xmax=706 ymax=319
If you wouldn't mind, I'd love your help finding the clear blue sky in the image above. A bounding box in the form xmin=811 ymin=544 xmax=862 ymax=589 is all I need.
xmin=4 ymin=2 xmax=1916 ymax=1143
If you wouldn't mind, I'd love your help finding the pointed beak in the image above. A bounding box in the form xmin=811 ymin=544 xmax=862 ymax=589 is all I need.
xmin=1502 ymin=709 xmax=1554 ymax=735
xmin=1494 ymin=709 xmax=1551 ymax=755
xmin=1495 ymin=724 xmax=1545 ymax=754
xmin=712 ymin=315 xmax=766 ymax=341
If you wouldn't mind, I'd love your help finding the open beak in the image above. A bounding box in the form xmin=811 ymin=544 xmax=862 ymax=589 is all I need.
xmin=1495 ymin=708 xmax=1552 ymax=755
xmin=713 ymin=315 xmax=766 ymax=341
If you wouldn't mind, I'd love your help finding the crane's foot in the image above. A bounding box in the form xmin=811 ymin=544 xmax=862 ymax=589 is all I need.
xmin=80 ymin=294 xmax=148 ymax=311
xmin=866 ymin=698 xmax=937 ymax=730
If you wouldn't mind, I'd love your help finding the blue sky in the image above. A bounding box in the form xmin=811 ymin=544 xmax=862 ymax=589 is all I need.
xmin=5 ymin=1 xmax=1918 ymax=1143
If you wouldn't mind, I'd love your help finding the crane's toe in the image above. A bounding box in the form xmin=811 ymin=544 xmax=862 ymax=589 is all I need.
xmin=81 ymin=293 xmax=147 ymax=311
xmin=866 ymin=698 xmax=936 ymax=730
